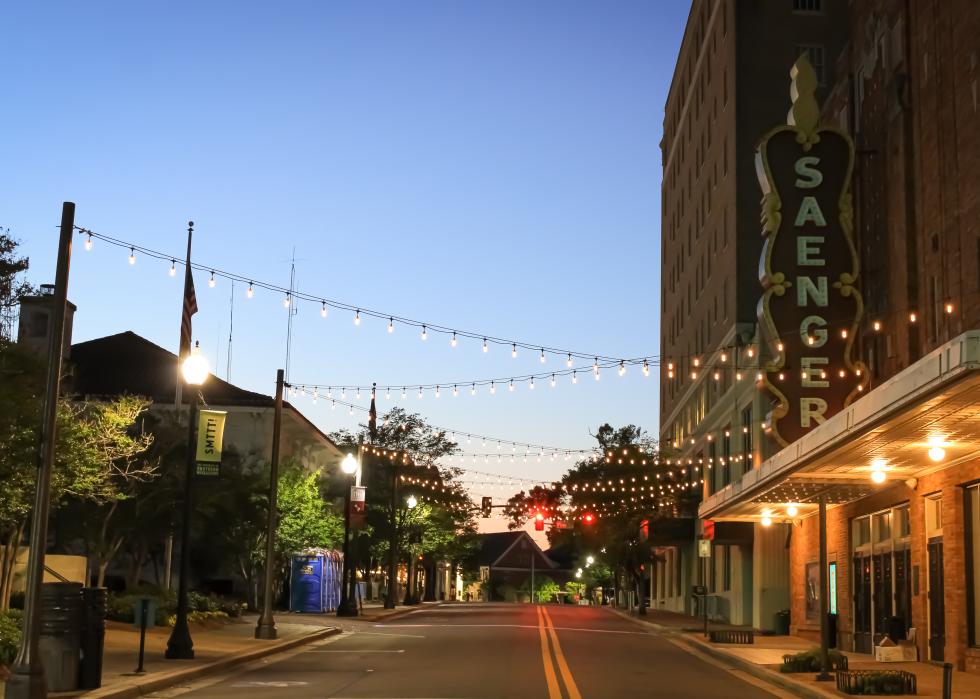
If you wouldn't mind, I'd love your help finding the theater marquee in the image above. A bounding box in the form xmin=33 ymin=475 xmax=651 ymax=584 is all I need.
xmin=756 ymin=56 xmax=868 ymax=447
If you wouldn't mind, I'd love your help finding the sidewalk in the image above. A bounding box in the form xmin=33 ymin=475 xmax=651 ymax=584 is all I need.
xmin=2 ymin=613 xmax=339 ymax=699
xmin=613 ymin=607 xmax=980 ymax=698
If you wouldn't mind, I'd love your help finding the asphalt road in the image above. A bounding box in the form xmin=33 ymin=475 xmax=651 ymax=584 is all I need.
xmin=152 ymin=603 xmax=779 ymax=699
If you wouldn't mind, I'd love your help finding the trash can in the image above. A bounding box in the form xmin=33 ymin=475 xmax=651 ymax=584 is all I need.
xmin=826 ymin=612 xmax=839 ymax=649
xmin=774 ymin=609 xmax=791 ymax=635
xmin=78 ymin=587 xmax=107 ymax=689
xmin=38 ymin=582 xmax=83 ymax=692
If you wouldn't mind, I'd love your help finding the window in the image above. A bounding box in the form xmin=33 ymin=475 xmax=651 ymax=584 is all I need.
xmin=796 ymin=45 xmax=826 ymax=84
xmin=967 ymin=484 xmax=980 ymax=646
xmin=926 ymin=495 xmax=943 ymax=537
xmin=793 ymin=0 xmax=823 ymax=12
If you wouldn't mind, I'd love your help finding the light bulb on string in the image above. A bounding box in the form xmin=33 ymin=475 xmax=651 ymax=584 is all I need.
xmin=451 ymin=332 xmax=457 ymax=347
xmin=208 ymin=271 xmax=216 ymax=288
xmin=401 ymin=387 xmax=407 ymax=399
xmin=511 ymin=344 xmax=518 ymax=359
xmin=470 ymin=383 xmax=476 ymax=396
xmin=643 ymin=360 xmax=650 ymax=377
xmin=435 ymin=385 xmax=440 ymax=398
xmin=341 ymin=388 xmax=346 ymax=399
xmin=354 ymin=309 xmax=361 ymax=326
xmin=482 ymin=338 xmax=488 ymax=353
xmin=540 ymin=349 xmax=546 ymax=363
xmin=453 ymin=385 xmax=459 ymax=397
xmin=418 ymin=387 xmax=423 ymax=399
xmin=509 ymin=380 xmax=514 ymax=392
xmin=618 ymin=361 xmax=626 ymax=377
xmin=873 ymin=320 xmax=882 ymax=332
xmin=529 ymin=377 xmax=535 ymax=390
xmin=321 ymin=302 xmax=328 ymax=318
xmin=550 ymin=374 xmax=556 ymax=388
xmin=128 ymin=248 xmax=136 ymax=265
xmin=167 ymin=260 xmax=176 ymax=277
xmin=283 ymin=293 xmax=291 ymax=308
xmin=84 ymin=234 xmax=93 ymax=251
xmin=247 ymin=283 xmax=254 ymax=299
xmin=421 ymin=325 xmax=428 ymax=341
xmin=490 ymin=381 xmax=496 ymax=394
xmin=385 ymin=388 xmax=391 ymax=400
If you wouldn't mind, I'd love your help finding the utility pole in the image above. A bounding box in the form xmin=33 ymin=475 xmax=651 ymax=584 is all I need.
xmin=384 ymin=457 xmax=400 ymax=610
xmin=255 ymin=370 xmax=284 ymax=639
xmin=6 ymin=202 xmax=75 ymax=699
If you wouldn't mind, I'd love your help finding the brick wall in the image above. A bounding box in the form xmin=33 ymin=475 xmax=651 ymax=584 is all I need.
xmin=790 ymin=457 xmax=980 ymax=672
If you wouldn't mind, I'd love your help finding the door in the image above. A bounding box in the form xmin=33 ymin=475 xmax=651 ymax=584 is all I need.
xmin=853 ymin=553 xmax=872 ymax=653
xmin=927 ymin=539 xmax=945 ymax=661
xmin=893 ymin=548 xmax=911 ymax=637
xmin=873 ymin=552 xmax=893 ymax=644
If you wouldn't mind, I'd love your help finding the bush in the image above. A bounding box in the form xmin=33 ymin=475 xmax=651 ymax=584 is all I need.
xmin=779 ymin=648 xmax=847 ymax=673
xmin=1 ymin=610 xmax=24 ymax=667
xmin=165 ymin=610 xmax=230 ymax=627
xmin=837 ymin=670 xmax=916 ymax=695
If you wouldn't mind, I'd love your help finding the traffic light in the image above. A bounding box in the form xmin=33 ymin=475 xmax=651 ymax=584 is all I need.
xmin=534 ymin=511 xmax=545 ymax=531
xmin=481 ymin=496 xmax=492 ymax=518
xmin=582 ymin=512 xmax=596 ymax=525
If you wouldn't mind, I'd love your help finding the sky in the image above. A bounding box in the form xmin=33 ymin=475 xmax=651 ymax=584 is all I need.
xmin=2 ymin=1 xmax=688 ymax=527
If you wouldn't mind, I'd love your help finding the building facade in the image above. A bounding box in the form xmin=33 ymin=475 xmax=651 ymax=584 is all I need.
xmin=694 ymin=0 xmax=980 ymax=674
xmin=658 ymin=0 xmax=847 ymax=629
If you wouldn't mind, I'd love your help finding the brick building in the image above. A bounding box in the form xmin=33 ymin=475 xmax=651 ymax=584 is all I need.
xmin=656 ymin=0 xmax=847 ymax=629
xmin=697 ymin=0 xmax=980 ymax=673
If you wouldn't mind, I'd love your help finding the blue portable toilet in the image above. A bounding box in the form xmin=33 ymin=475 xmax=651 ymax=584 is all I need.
xmin=290 ymin=554 xmax=324 ymax=613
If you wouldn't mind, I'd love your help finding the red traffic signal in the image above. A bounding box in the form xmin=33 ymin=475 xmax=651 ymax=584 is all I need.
xmin=582 ymin=513 xmax=596 ymax=525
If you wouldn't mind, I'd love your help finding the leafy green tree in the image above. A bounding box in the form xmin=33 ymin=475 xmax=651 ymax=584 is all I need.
xmin=0 ymin=229 xmax=33 ymax=342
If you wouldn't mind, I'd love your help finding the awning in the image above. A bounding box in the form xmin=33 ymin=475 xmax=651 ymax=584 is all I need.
xmin=699 ymin=331 xmax=980 ymax=523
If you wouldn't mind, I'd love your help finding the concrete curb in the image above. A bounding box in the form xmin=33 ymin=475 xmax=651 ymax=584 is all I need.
xmin=607 ymin=608 xmax=839 ymax=699
xmin=358 ymin=602 xmax=442 ymax=624
xmin=70 ymin=626 xmax=341 ymax=699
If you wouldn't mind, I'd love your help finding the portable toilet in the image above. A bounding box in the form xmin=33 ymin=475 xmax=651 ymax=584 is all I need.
xmin=290 ymin=554 xmax=325 ymax=613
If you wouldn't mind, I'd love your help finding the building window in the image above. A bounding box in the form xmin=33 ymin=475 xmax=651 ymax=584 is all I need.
xmin=967 ymin=484 xmax=980 ymax=646
xmin=796 ymin=45 xmax=826 ymax=84
xmin=793 ymin=0 xmax=823 ymax=13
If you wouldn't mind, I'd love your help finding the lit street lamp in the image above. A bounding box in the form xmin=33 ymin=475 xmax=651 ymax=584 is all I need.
xmin=166 ymin=343 xmax=209 ymax=659
xmin=337 ymin=450 xmax=361 ymax=617
xmin=406 ymin=495 xmax=418 ymax=509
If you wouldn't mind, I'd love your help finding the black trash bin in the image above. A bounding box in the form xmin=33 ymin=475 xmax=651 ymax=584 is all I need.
xmin=774 ymin=609 xmax=791 ymax=635
xmin=38 ymin=582 xmax=83 ymax=692
xmin=79 ymin=587 xmax=107 ymax=689
xmin=825 ymin=612 xmax=839 ymax=649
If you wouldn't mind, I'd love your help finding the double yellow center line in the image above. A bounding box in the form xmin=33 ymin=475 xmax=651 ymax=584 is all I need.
xmin=536 ymin=606 xmax=583 ymax=699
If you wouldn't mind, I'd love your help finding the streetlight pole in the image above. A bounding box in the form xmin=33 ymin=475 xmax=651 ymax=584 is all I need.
xmin=166 ymin=343 xmax=210 ymax=659
xmin=255 ymin=369 xmax=285 ymax=639
xmin=337 ymin=443 xmax=361 ymax=617
xmin=384 ymin=460 xmax=400 ymax=610
xmin=7 ymin=202 xmax=75 ymax=699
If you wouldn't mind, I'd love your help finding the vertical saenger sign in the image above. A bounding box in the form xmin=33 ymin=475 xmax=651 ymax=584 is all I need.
xmin=756 ymin=55 xmax=869 ymax=447
xmin=195 ymin=409 xmax=227 ymax=476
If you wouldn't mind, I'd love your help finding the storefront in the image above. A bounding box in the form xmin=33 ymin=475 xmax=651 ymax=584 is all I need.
xmin=701 ymin=331 xmax=980 ymax=673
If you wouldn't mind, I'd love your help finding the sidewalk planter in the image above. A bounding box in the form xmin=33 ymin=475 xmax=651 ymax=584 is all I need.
xmin=708 ymin=629 xmax=754 ymax=644
xmin=779 ymin=648 xmax=848 ymax=673
xmin=836 ymin=669 xmax=916 ymax=695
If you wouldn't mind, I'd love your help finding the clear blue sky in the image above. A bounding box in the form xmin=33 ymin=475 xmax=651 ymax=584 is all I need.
xmin=3 ymin=1 xmax=687 ymax=493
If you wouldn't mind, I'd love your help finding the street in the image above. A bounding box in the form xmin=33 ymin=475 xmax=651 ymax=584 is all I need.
xmin=150 ymin=604 xmax=779 ymax=699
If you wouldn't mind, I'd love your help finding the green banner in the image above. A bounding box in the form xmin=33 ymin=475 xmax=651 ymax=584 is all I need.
xmin=196 ymin=410 xmax=227 ymax=463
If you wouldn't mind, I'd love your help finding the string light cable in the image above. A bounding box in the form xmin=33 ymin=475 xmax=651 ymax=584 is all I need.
xmin=75 ymin=225 xmax=650 ymax=364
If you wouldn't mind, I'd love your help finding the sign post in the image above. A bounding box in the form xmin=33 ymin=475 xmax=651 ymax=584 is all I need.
xmin=194 ymin=409 xmax=226 ymax=476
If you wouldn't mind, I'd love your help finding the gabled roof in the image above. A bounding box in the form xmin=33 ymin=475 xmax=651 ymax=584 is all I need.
xmin=70 ymin=331 xmax=273 ymax=406
xmin=474 ymin=531 xmax=553 ymax=569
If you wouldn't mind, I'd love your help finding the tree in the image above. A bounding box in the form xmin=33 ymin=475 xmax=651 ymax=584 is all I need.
xmin=0 ymin=229 xmax=33 ymax=342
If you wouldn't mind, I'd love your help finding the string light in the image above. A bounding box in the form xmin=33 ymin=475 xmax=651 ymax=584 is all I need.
xmin=128 ymin=248 xmax=136 ymax=265
xmin=354 ymin=309 xmax=361 ymax=325
xmin=284 ymin=293 xmax=291 ymax=308
xmin=421 ymin=325 xmax=428 ymax=341
xmin=84 ymin=233 xmax=93 ymax=251
xmin=247 ymin=283 xmax=254 ymax=299
xmin=483 ymin=338 xmax=489 ymax=353
xmin=643 ymin=360 xmax=650 ymax=377
xmin=451 ymin=332 xmax=458 ymax=347
xmin=321 ymin=302 xmax=328 ymax=318
xmin=945 ymin=301 xmax=954 ymax=315
xmin=540 ymin=349 xmax=546 ymax=364
xmin=618 ymin=361 xmax=626 ymax=377
xmin=169 ymin=260 xmax=176 ymax=277
xmin=529 ymin=377 xmax=535 ymax=389
xmin=572 ymin=371 xmax=578 ymax=384
xmin=209 ymin=271 xmax=216 ymax=288
xmin=873 ymin=320 xmax=882 ymax=331
xmin=512 ymin=344 xmax=518 ymax=359
xmin=909 ymin=312 xmax=917 ymax=323
xmin=550 ymin=374 xmax=556 ymax=388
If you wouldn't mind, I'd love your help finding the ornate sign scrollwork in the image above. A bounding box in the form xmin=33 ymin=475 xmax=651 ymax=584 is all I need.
xmin=757 ymin=56 xmax=869 ymax=448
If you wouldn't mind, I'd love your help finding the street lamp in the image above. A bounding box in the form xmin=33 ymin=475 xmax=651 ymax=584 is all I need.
xmin=166 ymin=343 xmax=208 ymax=659
xmin=586 ymin=556 xmax=595 ymax=566
xmin=337 ymin=449 xmax=361 ymax=617
xmin=406 ymin=495 xmax=418 ymax=509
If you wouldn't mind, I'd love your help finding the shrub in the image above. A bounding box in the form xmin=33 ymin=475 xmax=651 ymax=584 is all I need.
xmin=0 ymin=610 xmax=24 ymax=667
xmin=165 ymin=610 xmax=230 ymax=627
xmin=779 ymin=648 xmax=847 ymax=673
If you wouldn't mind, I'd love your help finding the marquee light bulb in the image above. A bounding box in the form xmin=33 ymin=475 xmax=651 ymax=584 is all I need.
xmin=128 ymin=248 xmax=136 ymax=265
xmin=777 ymin=342 xmax=784 ymax=352
xmin=452 ymin=385 xmax=458 ymax=397
xmin=169 ymin=260 xmax=176 ymax=277
xmin=418 ymin=387 xmax=423 ymax=399
xmin=385 ymin=388 xmax=391 ymax=399
xmin=84 ymin=234 xmax=93 ymax=251
xmin=736 ymin=371 xmax=742 ymax=381
xmin=714 ymin=371 xmax=720 ymax=381
xmin=595 ymin=367 xmax=601 ymax=381
xmin=692 ymin=357 xmax=700 ymax=367
xmin=691 ymin=371 xmax=697 ymax=380
xmin=341 ymin=388 xmax=346 ymax=399
xmin=247 ymin=283 xmax=254 ymax=299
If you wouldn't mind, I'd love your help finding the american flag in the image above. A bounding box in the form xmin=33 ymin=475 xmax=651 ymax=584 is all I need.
xmin=179 ymin=223 xmax=197 ymax=359
xmin=368 ymin=383 xmax=378 ymax=441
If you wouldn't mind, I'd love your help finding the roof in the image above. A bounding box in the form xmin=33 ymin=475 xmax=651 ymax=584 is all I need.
xmin=473 ymin=531 xmax=553 ymax=569
xmin=70 ymin=331 xmax=274 ymax=406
